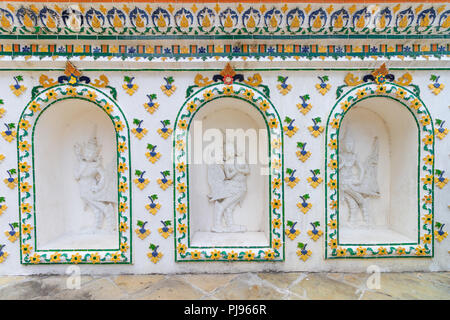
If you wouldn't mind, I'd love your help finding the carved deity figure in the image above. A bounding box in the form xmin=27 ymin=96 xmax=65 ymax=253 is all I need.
xmin=74 ymin=128 xmax=117 ymax=231
xmin=339 ymin=131 xmax=380 ymax=226
xmin=207 ymin=135 xmax=250 ymax=233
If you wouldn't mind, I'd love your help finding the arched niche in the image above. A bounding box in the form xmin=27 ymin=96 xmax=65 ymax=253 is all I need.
xmin=173 ymin=83 xmax=284 ymax=262
xmin=338 ymin=97 xmax=418 ymax=244
xmin=325 ymin=83 xmax=434 ymax=259
xmin=189 ymin=97 xmax=270 ymax=247
xmin=18 ymin=84 xmax=132 ymax=264
xmin=34 ymin=99 xmax=118 ymax=249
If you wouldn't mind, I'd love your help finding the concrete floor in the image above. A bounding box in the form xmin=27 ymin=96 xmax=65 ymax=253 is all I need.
xmin=0 ymin=272 xmax=448 ymax=300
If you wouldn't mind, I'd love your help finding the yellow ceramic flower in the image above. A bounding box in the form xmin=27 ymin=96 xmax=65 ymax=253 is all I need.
xmin=118 ymin=202 xmax=128 ymax=213
xmin=120 ymin=242 xmax=129 ymax=252
xmin=119 ymin=222 xmax=128 ymax=232
xmin=395 ymin=88 xmax=407 ymax=99
xmin=265 ymin=249 xmax=275 ymax=260
xmin=420 ymin=115 xmax=431 ymax=126
xmin=29 ymin=253 xmax=41 ymax=264
xmin=18 ymin=140 xmax=30 ymax=151
xmin=18 ymin=119 xmax=31 ymax=131
xmin=328 ymin=219 xmax=337 ymax=229
xmin=330 ymin=118 xmax=340 ymax=129
xmin=328 ymin=139 xmax=337 ymax=149
xmin=50 ymin=252 xmax=62 ymax=263
xmin=117 ymin=162 xmax=128 ymax=174
xmin=423 ymin=155 xmax=434 ymax=166
xmin=335 ymin=247 xmax=347 ymax=257
xmin=191 ymin=250 xmax=202 ymax=260
xmin=21 ymin=203 xmax=32 ymax=214
xmin=118 ymin=142 xmax=127 ymax=153
xmin=110 ymin=252 xmax=122 ymax=263
xmin=272 ymin=239 xmax=282 ymax=249
xmin=356 ymin=88 xmax=367 ymax=99
xmin=29 ymin=101 xmax=41 ymax=113
xmin=243 ymin=251 xmax=255 ymax=261
xmin=85 ymin=90 xmax=98 ymax=101
xmin=271 ymin=199 xmax=281 ymax=210
xmin=176 ymin=162 xmax=186 ymax=172
xmin=409 ymin=98 xmax=421 ymax=110
xmin=328 ymin=179 xmax=337 ymax=189
xmin=176 ymin=203 xmax=186 ymax=215
xmin=268 ymin=118 xmax=278 ymax=129
xmin=210 ymin=250 xmax=222 ymax=260
xmin=272 ymin=218 xmax=281 ymax=229
xmin=118 ymin=182 xmax=129 ymax=193
xmin=415 ymin=246 xmax=427 ymax=256
xmin=90 ymin=253 xmax=101 ymax=264
xmin=46 ymin=89 xmax=57 ymax=100
xmin=421 ymin=174 xmax=433 ymax=185
xmin=176 ymin=140 xmax=185 ymax=150
xmin=284 ymin=124 xmax=298 ymax=137
xmin=114 ymin=120 xmax=124 ymax=132
xmin=0 ymin=154 xmax=4 ymax=162
xmin=329 ymin=239 xmax=338 ymax=249
xmin=227 ymin=251 xmax=238 ymax=260
xmin=376 ymin=85 xmax=387 ymax=95
xmin=66 ymin=86 xmax=77 ymax=97
xmin=422 ymin=194 xmax=433 ymax=204
xmin=377 ymin=247 xmax=388 ymax=255
xmin=19 ymin=181 xmax=32 ymax=193
xmin=272 ymin=178 xmax=281 ymax=189
xmin=242 ymin=89 xmax=254 ymax=100
xmin=177 ymin=244 xmax=187 ymax=255
xmin=340 ymin=100 xmax=351 ymax=112
xmin=421 ymin=233 xmax=432 ymax=244
xmin=422 ymin=134 xmax=433 ymax=145
xmin=259 ymin=100 xmax=270 ymax=112
xmin=177 ymin=223 xmax=187 ymax=234
xmin=0 ymin=108 xmax=4 ymax=118
xmin=356 ymin=247 xmax=367 ymax=256
xmin=396 ymin=247 xmax=406 ymax=255
xmin=177 ymin=120 xmax=188 ymax=130
xmin=223 ymin=86 xmax=234 ymax=96
xmin=134 ymin=178 xmax=149 ymax=190
xmin=422 ymin=214 xmax=433 ymax=224
xmin=186 ymin=101 xmax=197 ymax=113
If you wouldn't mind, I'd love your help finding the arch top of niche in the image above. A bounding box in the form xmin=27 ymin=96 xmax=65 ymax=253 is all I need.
xmin=17 ymin=83 xmax=132 ymax=265
xmin=325 ymin=81 xmax=435 ymax=259
xmin=173 ymin=82 xmax=285 ymax=262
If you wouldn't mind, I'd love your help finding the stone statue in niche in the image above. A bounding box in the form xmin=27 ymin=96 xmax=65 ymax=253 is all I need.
xmin=339 ymin=130 xmax=380 ymax=226
xmin=207 ymin=135 xmax=249 ymax=233
xmin=74 ymin=127 xmax=117 ymax=232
